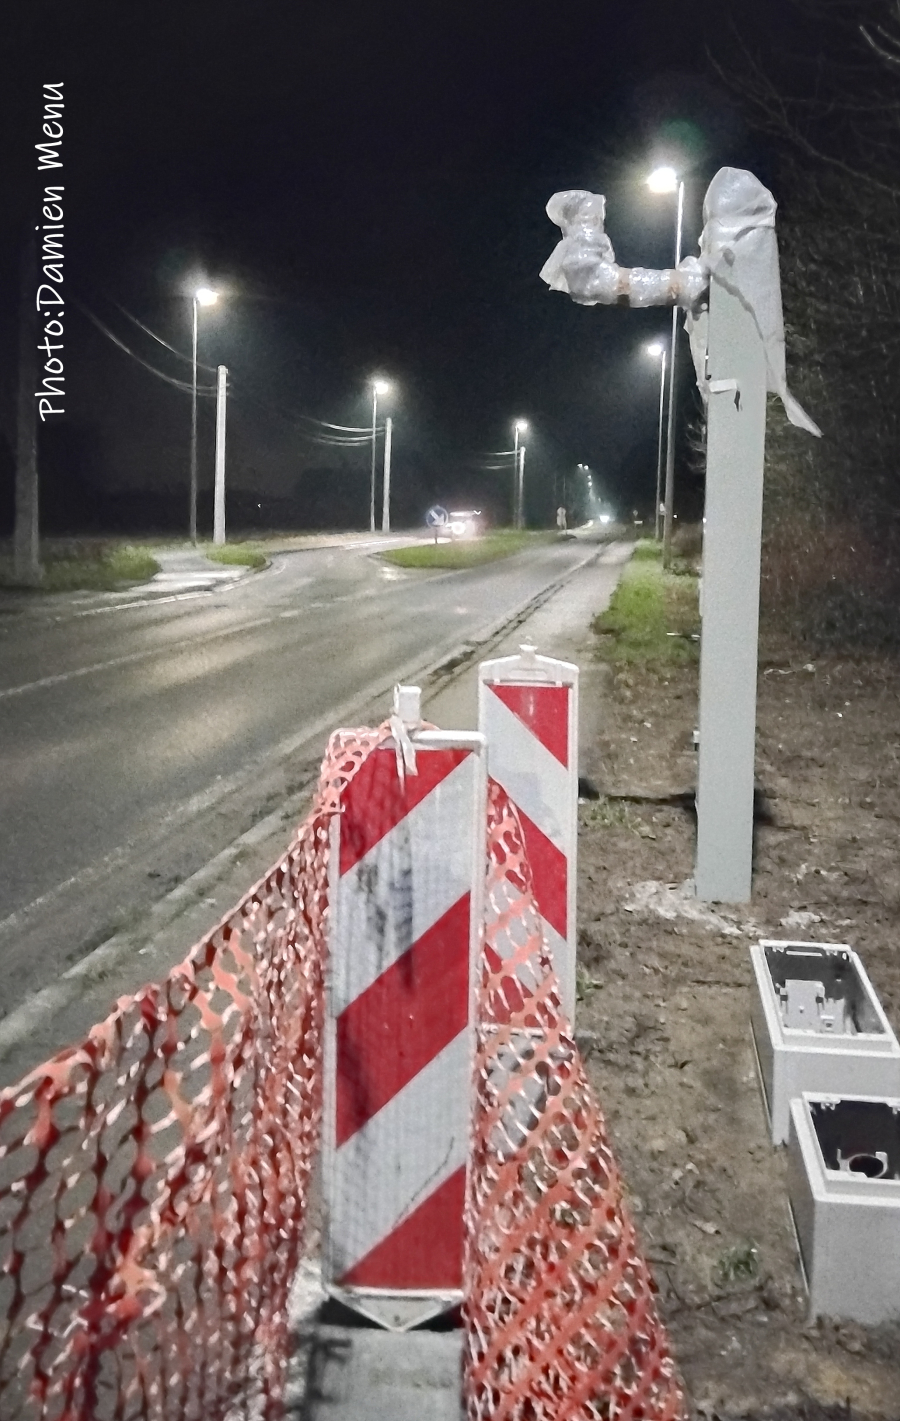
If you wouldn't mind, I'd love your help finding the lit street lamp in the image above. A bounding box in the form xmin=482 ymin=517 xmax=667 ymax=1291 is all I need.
xmin=370 ymin=378 xmax=391 ymax=533
xmin=190 ymin=286 xmax=218 ymax=545
xmin=646 ymin=340 xmax=668 ymax=541
xmin=647 ymin=165 xmax=685 ymax=566
xmin=576 ymin=463 xmax=592 ymax=523
xmin=512 ymin=419 xmax=528 ymax=529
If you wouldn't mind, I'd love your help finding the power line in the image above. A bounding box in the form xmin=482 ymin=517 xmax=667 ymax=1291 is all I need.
xmin=74 ymin=298 xmax=217 ymax=394
xmin=111 ymin=298 xmax=218 ymax=374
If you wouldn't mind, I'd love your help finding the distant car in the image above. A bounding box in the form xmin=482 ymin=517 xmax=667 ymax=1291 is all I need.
xmin=447 ymin=510 xmax=482 ymax=539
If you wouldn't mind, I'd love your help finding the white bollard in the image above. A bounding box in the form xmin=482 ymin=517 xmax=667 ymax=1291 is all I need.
xmin=478 ymin=644 xmax=579 ymax=1019
xmin=322 ymin=689 xmax=485 ymax=1331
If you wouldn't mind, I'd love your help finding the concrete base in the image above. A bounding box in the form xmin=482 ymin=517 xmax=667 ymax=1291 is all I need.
xmin=296 ymin=1324 xmax=464 ymax=1420
xmin=788 ymin=1093 xmax=900 ymax=1325
xmin=750 ymin=940 xmax=900 ymax=1145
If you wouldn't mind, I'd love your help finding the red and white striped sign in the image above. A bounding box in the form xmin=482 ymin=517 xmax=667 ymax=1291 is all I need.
xmin=323 ymin=725 xmax=485 ymax=1330
xmin=478 ymin=645 xmax=579 ymax=1017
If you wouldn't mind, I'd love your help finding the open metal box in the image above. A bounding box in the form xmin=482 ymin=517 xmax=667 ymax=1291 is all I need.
xmin=788 ymin=1093 xmax=900 ymax=1324
xmin=750 ymin=940 xmax=900 ymax=1144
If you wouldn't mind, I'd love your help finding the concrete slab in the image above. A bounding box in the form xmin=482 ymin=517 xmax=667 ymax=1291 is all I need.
xmin=294 ymin=1325 xmax=464 ymax=1420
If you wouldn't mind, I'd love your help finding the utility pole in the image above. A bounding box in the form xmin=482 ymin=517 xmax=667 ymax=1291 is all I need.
xmin=14 ymin=231 xmax=41 ymax=585
xmin=213 ymin=364 xmax=227 ymax=545
xmin=381 ymin=415 xmax=392 ymax=533
xmin=517 ymin=445 xmax=526 ymax=529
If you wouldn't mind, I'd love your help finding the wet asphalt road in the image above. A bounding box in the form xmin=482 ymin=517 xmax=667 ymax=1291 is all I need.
xmin=0 ymin=535 xmax=603 ymax=1007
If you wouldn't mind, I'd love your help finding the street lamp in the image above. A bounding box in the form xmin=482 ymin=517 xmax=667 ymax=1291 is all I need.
xmin=647 ymin=165 xmax=685 ymax=566
xmin=190 ymin=286 xmax=218 ymax=545
xmin=646 ymin=340 xmax=668 ymax=541
xmin=512 ymin=419 xmax=528 ymax=529
xmin=370 ymin=378 xmax=391 ymax=533
xmin=577 ymin=463 xmax=591 ymax=524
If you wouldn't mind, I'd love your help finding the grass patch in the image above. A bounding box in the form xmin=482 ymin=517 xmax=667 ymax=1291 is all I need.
xmin=203 ymin=543 xmax=267 ymax=570
xmin=381 ymin=531 xmax=549 ymax=570
xmin=592 ymin=540 xmax=699 ymax=666
xmin=0 ymin=544 xmax=160 ymax=592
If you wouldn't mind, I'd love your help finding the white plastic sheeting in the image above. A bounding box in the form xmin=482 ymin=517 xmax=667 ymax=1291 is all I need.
xmin=540 ymin=168 xmax=820 ymax=437
xmin=540 ymin=189 xmax=706 ymax=309
xmin=694 ymin=167 xmax=820 ymax=436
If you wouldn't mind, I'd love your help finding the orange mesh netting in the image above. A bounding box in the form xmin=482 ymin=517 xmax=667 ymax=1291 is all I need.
xmin=463 ymin=778 xmax=688 ymax=1421
xmin=0 ymin=725 xmax=388 ymax=1421
xmin=0 ymin=722 xmax=685 ymax=1421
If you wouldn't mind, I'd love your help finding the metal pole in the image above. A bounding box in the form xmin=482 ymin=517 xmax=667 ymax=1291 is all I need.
xmin=662 ymin=180 xmax=684 ymax=567
xmin=14 ymin=230 xmax=40 ymax=584
xmin=512 ymin=426 xmax=520 ymax=528
xmin=369 ymin=387 xmax=378 ymax=533
xmin=190 ymin=296 xmax=198 ymax=545
xmin=381 ymin=415 xmax=392 ymax=533
xmin=694 ymin=277 xmax=767 ymax=903
xmin=654 ymin=349 xmax=667 ymax=542
xmin=213 ymin=364 xmax=227 ymax=545
xmin=517 ymin=445 xmax=526 ymax=529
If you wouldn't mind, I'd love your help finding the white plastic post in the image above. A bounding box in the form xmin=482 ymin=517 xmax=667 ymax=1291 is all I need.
xmin=213 ymin=364 xmax=227 ymax=546
xmin=322 ymin=696 xmax=486 ymax=1331
xmin=381 ymin=415 xmax=392 ymax=533
xmin=478 ymin=644 xmax=579 ymax=1018
xmin=694 ymin=277 xmax=767 ymax=902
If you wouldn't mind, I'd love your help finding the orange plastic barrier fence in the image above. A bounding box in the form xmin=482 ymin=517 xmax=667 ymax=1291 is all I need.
xmin=0 ymin=724 xmax=684 ymax=1421
xmin=0 ymin=726 xmax=386 ymax=1421
xmin=462 ymin=778 xmax=688 ymax=1420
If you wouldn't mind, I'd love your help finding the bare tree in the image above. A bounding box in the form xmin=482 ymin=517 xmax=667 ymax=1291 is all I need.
xmin=712 ymin=3 xmax=900 ymax=641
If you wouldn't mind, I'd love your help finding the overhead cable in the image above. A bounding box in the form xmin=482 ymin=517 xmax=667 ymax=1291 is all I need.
xmin=74 ymin=299 xmax=217 ymax=394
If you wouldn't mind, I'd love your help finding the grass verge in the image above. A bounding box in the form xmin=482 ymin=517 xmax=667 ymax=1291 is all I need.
xmin=203 ymin=543 xmax=268 ymax=570
xmin=380 ymin=530 xmax=550 ymax=570
xmin=0 ymin=544 xmax=160 ymax=592
xmin=592 ymin=539 xmax=699 ymax=666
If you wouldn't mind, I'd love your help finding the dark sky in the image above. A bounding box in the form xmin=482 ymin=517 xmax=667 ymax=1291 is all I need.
xmin=0 ymin=0 xmax=809 ymax=532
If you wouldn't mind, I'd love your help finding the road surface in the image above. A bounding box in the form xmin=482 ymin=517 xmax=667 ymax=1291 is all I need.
xmin=0 ymin=533 xmax=611 ymax=1017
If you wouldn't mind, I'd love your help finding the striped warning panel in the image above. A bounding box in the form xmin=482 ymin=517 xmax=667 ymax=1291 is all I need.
xmin=478 ymin=649 xmax=578 ymax=1017
xmin=323 ymin=737 xmax=483 ymax=1326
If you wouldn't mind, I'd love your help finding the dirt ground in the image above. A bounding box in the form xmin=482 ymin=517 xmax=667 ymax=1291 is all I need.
xmin=575 ymin=635 xmax=900 ymax=1420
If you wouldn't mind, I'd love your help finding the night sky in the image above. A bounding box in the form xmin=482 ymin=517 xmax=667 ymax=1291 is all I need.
xmin=0 ymin=0 xmax=808 ymax=534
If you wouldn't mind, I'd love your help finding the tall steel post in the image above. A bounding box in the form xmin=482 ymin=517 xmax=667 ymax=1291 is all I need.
xmin=694 ymin=277 xmax=768 ymax=903
xmin=381 ymin=415 xmax=393 ymax=533
xmin=213 ymin=364 xmax=227 ymax=546
xmin=190 ymin=296 xmax=198 ymax=545
xmin=662 ymin=180 xmax=684 ymax=567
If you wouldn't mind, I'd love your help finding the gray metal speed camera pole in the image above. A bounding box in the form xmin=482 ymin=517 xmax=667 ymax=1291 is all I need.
xmin=694 ymin=277 xmax=767 ymax=903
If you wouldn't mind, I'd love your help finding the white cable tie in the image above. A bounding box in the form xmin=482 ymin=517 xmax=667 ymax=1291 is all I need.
xmin=389 ymin=714 xmax=418 ymax=785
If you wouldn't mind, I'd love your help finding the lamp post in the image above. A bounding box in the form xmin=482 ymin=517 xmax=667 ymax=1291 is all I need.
xmin=647 ymin=166 xmax=684 ymax=566
xmin=369 ymin=378 xmax=391 ymax=533
xmin=190 ymin=286 xmax=218 ymax=545
xmin=646 ymin=340 xmax=668 ymax=541
xmin=512 ymin=419 xmax=528 ymax=529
